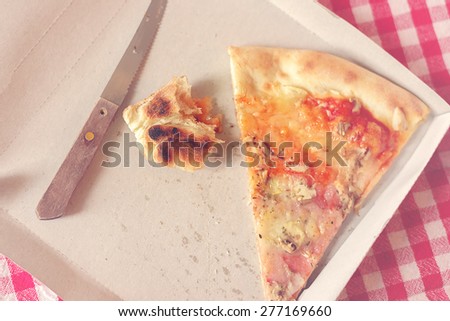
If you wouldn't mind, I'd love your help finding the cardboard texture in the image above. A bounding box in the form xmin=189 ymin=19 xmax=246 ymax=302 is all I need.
xmin=1 ymin=0 xmax=449 ymax=300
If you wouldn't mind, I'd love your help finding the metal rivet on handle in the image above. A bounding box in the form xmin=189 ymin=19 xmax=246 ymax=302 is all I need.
xmin=84 ymin=131 xmax=95 ymax=141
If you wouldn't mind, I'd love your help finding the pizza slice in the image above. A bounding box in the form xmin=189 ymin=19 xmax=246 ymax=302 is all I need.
xmin=123 ymin=76 xmax=222 ymax=171
xmin=228 ymin=46 xmax=429 ymax=300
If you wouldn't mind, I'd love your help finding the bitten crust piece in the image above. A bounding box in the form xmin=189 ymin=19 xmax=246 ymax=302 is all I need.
xmin=123 ymin=76 xmax=222 ymax=171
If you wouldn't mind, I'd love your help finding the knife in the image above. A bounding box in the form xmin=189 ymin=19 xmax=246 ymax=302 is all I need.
xmin=36 ymin=0 xmax=167 ymax=220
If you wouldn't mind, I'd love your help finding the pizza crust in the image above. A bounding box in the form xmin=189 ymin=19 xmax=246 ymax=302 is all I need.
xmin=228 ymin=46 xmax=429 ymax=143
xmin=123 ymin=76 xmax=222 ymax=171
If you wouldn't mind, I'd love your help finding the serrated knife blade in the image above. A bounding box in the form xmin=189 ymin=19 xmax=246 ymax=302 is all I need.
xmin=36 ymin=0 xmax=167 ymax=220
xmin=102 ymin=0 xmax=166 ymax=106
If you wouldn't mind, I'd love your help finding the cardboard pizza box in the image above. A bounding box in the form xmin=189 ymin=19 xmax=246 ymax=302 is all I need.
xmin=0 ymin=0 xmax=449 ymax=300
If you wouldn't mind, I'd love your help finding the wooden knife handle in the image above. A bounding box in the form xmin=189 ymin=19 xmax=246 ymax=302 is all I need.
xmin=36 ymin=98 xmax=119 ymax=220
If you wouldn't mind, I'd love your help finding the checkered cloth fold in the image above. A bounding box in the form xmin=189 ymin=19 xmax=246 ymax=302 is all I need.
xmin=0 ymin=254 xmax=59 ymax=301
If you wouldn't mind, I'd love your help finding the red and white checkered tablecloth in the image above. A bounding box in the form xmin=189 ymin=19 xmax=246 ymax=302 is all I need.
xmin=0 ymin=254 xmax=59 ymax=301
xmin=0 ymin=0 xmax=449 ymax=301
xmin=318 ymin=0 xmax=450 ymax=301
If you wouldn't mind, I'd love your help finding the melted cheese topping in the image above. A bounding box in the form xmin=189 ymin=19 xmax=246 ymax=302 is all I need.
xmin=238 ymin=92 xmax=396 ymax=163
xmin=268 ymin=174 xmax=316 ymax=201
